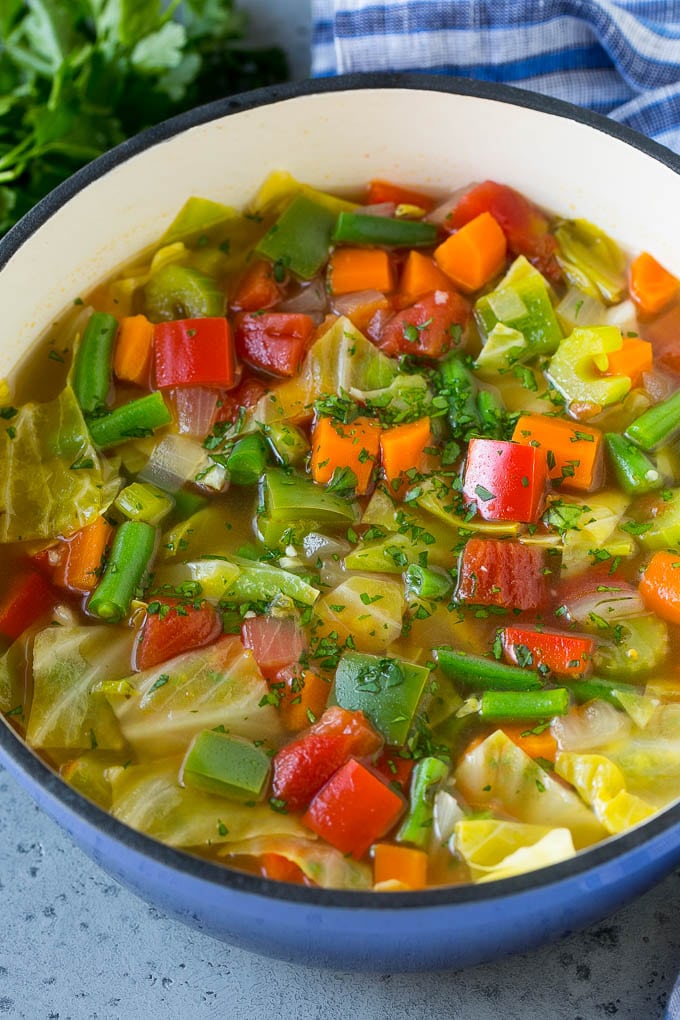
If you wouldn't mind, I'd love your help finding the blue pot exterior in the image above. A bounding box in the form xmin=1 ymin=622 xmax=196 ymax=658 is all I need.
xmin=1 ymin=74 xmax=680 ymax=972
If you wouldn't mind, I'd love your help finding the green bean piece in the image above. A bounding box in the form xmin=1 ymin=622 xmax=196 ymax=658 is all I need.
xmin=404 ymin=564 xmax=453 ymax=601
xmin=88 ymin=520 xmax=157 ymax=622
xmin=144 ymin=264 xmax=224 ymax=322
xmin=226 ymin=433 xmax=269 ymax=486
xmin=475 ymin=388 xmax=506 ymax=439
xmin=479 ymin=688 xmax=569 ymax=722
xmin=568 ymin=676 xmax=641 ymax=710
xmin=397 ymin=756 xmax=449 ymax=849
xmin=88 ymin=392 xmax=172 ymax=449
xmin=436 ymin=648 xmax=543 ymax=692
xmin=625 ymin=389 xmax=680 ymax=452
xmin=332 ymin=212 xmax=437 ymax=248
xmin=73 ymin=312 xmax=118 ymax=415
xmin=438 ymin=356 xmax=481 ymax=438
xmin=605 ymin=433 xmax=663 ymax=495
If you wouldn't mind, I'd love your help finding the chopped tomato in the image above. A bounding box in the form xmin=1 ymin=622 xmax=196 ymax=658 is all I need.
xmin=449 ymin=180 xmax=561 ymax=280
xmin=0 ymin=569 xmax=56 ymax=641
xmin=230 ymin=259 xmax=283 ymax=312
xmin=375 ymin=748 xmax=415 ymax=793
xmin=271 ymin=706 xmax=383 ymax=812
xmin=367 ymin=179 xmax=435 ymax=212
xmin=215 ymin=374 xmax=268 ymax=423
xmin=373 ymin=290 xmax=469 ymax=358
xmin=134 ymin=597 xmax=222 ymax=671
xmin=303 ymin=758 xmax=405 ymax=858
xmin=241 ymin=615 xmax=305 ymax=680
xmin=234 ymin=312 xmax=315 ymax=377
xmin=154 ymin=317 xmax=237 ymax=389
xmin=463 ymin=438 xmax=547 ymax=523
xmin=456 ymin=539 xmax=552 ymax=611
xmin=501 ymin=625 xmax=595 ymax=677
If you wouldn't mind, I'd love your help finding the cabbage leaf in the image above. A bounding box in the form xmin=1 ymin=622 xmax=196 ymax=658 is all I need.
xmin=108 ymin=636 xmax=284 ymax=757
xmin=26 ymin=625 xmax=134 ymax=750
xmin=220 ymin=836 xmax=372 ymax=889
xmin=0 ymin=387 xmax=114 ymax=542
xmin=453 ymin=819 xmax=575 ymax=882
xmin=110 ymin=758 xmax=307 ymax=848
xmin=455 ymin=730 xmax=607 ymax=849
xmin=554 ymin=751 xmax=656 ymax=834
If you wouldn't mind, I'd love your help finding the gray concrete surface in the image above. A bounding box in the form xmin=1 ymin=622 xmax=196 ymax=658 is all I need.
xmin=3 ymin=2 xmax=680 ymax=1016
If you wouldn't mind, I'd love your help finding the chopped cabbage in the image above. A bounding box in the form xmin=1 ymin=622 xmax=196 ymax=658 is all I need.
xmin=455 ymin=730 xmax=606 ymax=848
xmin=452 ymin=818 xmax=575 ymax=881
xmin=554 ymin=752 xmax=656 ymax=834
xmin=110 ymin=759 xmax=307 ymax=848
xmin=0 ymin=387 xmax=114 ymax=542
xmin=220 ymin=836 xmax=372 ymax=890
xmin=315 ymin=575 xmax=405 ymax=654
xmin=27 ymin=625 xmax=133 ymax=750
xmin=108 ymin=636 xmax=284 ymax=757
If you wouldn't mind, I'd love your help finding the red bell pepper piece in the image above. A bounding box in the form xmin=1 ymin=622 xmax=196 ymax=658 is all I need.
xmin=0 ymin=569 xmax=56 ymax=641
xmin=234 ymin=312 xmax=314 ymax=378
xmin=501 ymin=625 xmax=595 ymax=678
xmin=230 ymin=259 xmax=283 ymax=312
xmin=154 ymin=317 xmax=236 ymax=389
xmin=449 ymin=181 xmax=561 ymax=281
xmin=456 ymin=538 xmax=551 ymax=611
xmin=462 ymin=438 xmax=547 ymax=523
xmin=134 ymin=596 xmax=222 ymax=671
xmin=374 ymin=290 xmax=469 ymax=359
xmin=271 ymin=706 xmax=383 ymax=812
xmin=241 ymin=615 xmax=305 ymax=681
xmin=303 ymin=758 xmax=405 ymax=858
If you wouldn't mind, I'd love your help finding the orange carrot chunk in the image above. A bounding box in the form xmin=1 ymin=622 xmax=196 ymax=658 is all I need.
xmin=498 ymin=723 xmax=558 ymax=763
xmin=639 ymin=551 xmax=680 ymax=625
xmin=603 ymin=336 xmax=653 ymax=389
xmin=274 ymin=665 xmax=332 ymax=732
xmin=399 ymin=251 xmax=452 ymax=304
xmin=56 ymin=516 xmax=113 ymax=594
xmin=512 ymin=413 xmax=603 ymax=491
xmin=113 ymin=314 xmax=154 ymax=387
xmin=380 ymin=417 xmax=432 ymax=498
xmin=629 ymin=252 xmax=680 ymax=317
xmin=434 ymin=212 xmax=507 ymax=292
xmin=311 ymin=416 xmax=382 ymax=495
xmin=373 ymin=843 xmax=428 ymax=889
xmin=329 ymin=248 xmax=394 ymax=295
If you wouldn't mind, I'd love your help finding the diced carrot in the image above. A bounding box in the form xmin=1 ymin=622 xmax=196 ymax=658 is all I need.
xmin=434 ymin=212 xmax=507 ymax=293
xmin=367 ymin=180 xmax=435 ymax=212
xmin=512 ymin=414 xmax=603 ymax=492
xmin=373 ymin=843 xmax=428 ymax=889
xmin=380 ymin=417 xmax=433 ymax=498
xmin=259 ymin=853 xmax=308 ymax=885
xmin=399 ymin=251 xmax=452 ymax=305
xmin=0 ymin=570 xmax=55 ymax=641
xmin=55 ymin=516 xmax=113 ymax=594
xmin=603 ymin=336 xmax=653 ymax=389
xmin=500 ymin=723 xmax=558 ymax=762
xmin=639 ymin=551 xmax=680 ymax=625
xmin=113 ymin=314 xmax=154 ymax=387
xmin=310 ymin=416 xmax=382 ymax=495
xmin=328 ymin=248 xmax=394 ymax=296
xmin=629 ymin=252 xmax=680 ymax=318
xmin=501 ymin=625 xmax=595 ymax=678
xmin=230 ymin=258 xmax=282 ymax=311
xmin=274 ymin=665 xmax=331 ymax=732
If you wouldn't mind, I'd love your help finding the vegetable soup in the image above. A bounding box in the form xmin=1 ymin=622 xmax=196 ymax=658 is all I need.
xmin=2 ymin=173 xmax=680 ymax=891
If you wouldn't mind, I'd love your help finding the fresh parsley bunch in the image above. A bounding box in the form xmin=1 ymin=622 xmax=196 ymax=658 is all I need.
xmin=0 ymin=0 xmax=287 ymax=236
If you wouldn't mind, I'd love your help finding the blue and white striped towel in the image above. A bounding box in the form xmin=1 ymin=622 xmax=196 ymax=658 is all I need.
xmin=311 ymin=1 xmax=680 ymax=154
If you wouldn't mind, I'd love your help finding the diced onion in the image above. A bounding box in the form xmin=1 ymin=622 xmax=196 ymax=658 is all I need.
xmin=433 ymin=790 xmax=466 ymax=843
xmin=602 ymin=299 xmax=638 ymax=334
xmin=302 ymin=532 xmax=351 ymax=561
xmin=170 ymin=387 xmax=218 ymax=438
xmin=561 ymin=583 xmax=645 ymax=625
xmin=333 ymin=290 xmax=386 ymax=318
xmin=425 ymin=183 xmax=477 ymax=226
xmin=139 ymin=435 xmax=215 ymax=493
xmin=552 ymin=699 xmax=631 ymax=752
xmin=279 ymin=277 xmax=329 ymax=318
xmin=360 ymin=202 xmax=396 ymax=218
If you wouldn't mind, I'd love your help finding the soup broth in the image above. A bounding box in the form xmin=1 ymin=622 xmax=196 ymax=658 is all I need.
xmin=1 ymin=174 xmax=680 ymax=891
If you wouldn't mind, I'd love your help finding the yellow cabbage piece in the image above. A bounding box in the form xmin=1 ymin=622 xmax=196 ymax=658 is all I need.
xmin=250 ymin=170 xmax=357 ymax=218
xmin=453 ymin=819 xmax=576 ymax=882
xmin=0 ymin=387 xmax=112 ymax=542
xmin=219 ymin=836 xmax=371 ymax=890
xmin=108 ymin=636 xmax=284 ymax=757
xmin=315 ymin=575 xmax=405 ymax=654
xmin=554 ymin=752 xmax=656 ymax=834
xmin=110 ymin=759 xmax=307 ymax=848
xmin=455 ymin=730 xmax=606 ymax=848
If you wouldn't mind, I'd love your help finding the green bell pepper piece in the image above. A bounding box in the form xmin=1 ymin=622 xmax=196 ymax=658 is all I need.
xmin=397 ymin=756 xmax=449 ymax=848
xmin=474 ymin=255 xmax=563 ymax=357
xmin=260 ymin=467 xmax=360 ymax=541
xmin=546 ymin=326 xmax=631 ymax=407
xmin=181 ymin=730 xmax=270 ymax=800
xmin=555 ymin=219 xmax=626 ymax=304
xmin=144 ymin=264 xmax=225 ymax=321
xmin=256 ymin=193 xmax=337 ymax=279
xmin=333 ymin=651 xmax=430 ymax=745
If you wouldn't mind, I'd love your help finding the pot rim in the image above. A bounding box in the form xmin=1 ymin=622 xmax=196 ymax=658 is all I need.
xmin=1 ymin=71 xmax=679 ymax=911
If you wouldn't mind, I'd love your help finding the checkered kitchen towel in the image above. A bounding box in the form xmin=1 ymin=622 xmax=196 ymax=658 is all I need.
xmin=311 ymin=1 xmax=680 ymax=154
